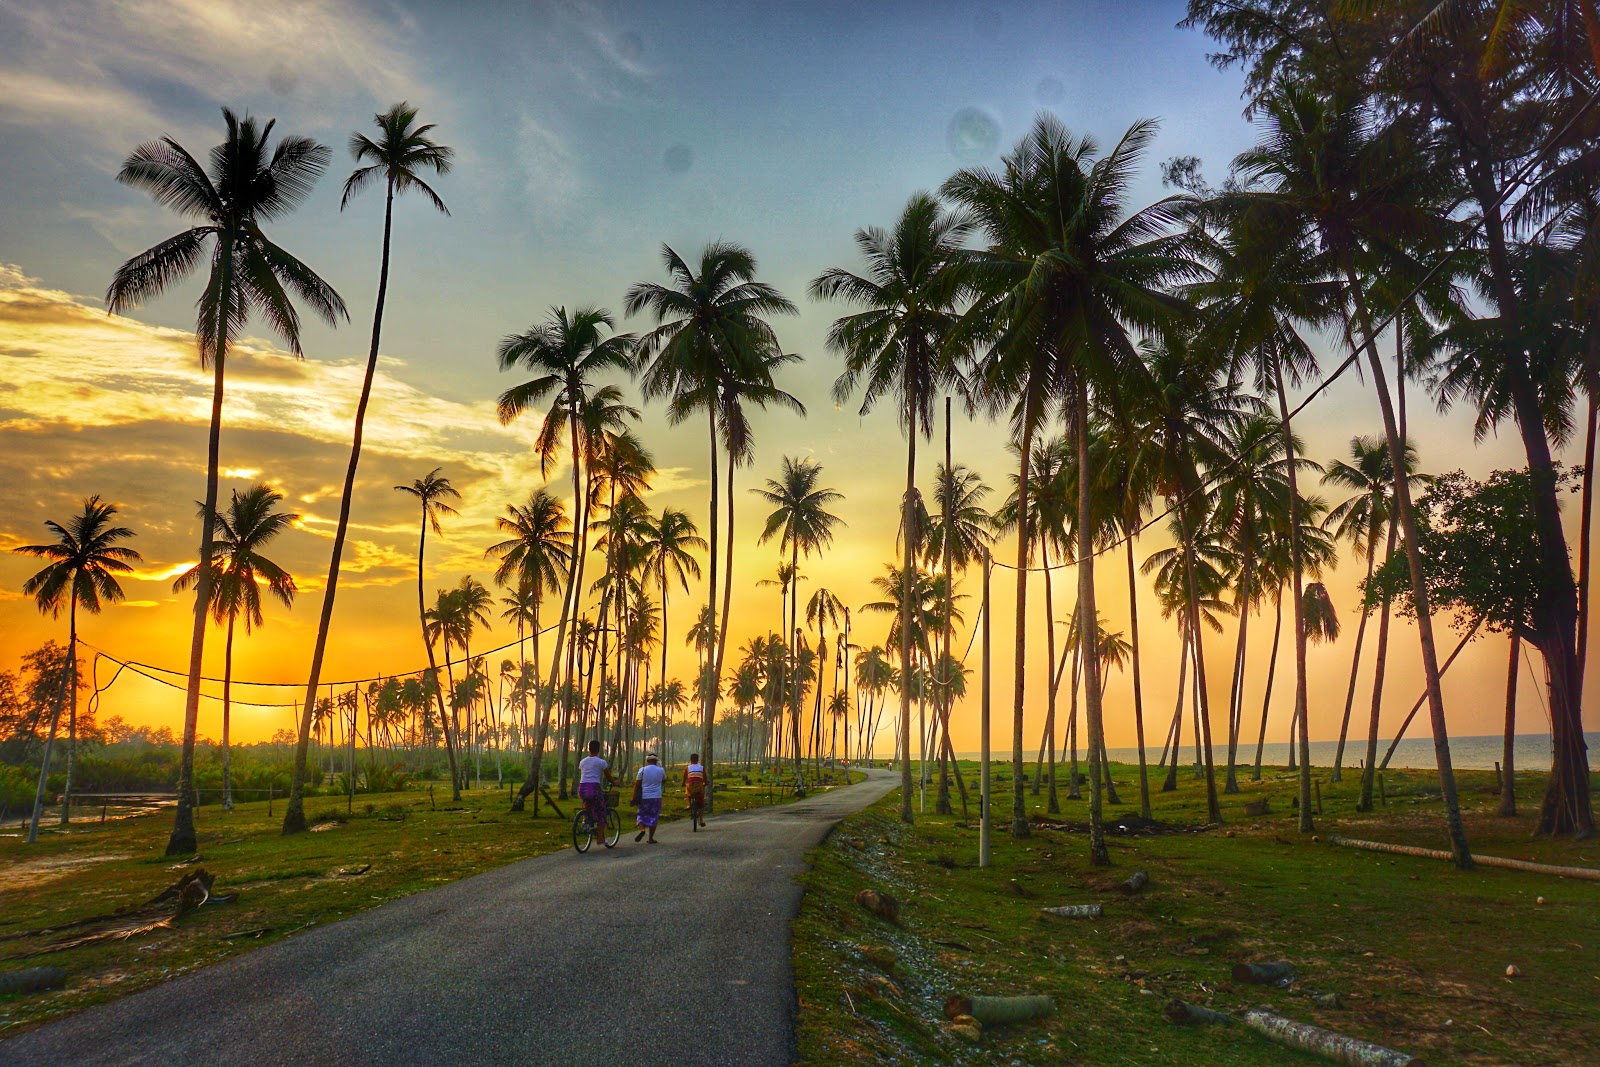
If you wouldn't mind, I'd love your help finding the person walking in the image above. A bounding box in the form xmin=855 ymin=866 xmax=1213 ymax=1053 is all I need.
xmin=634 ymin=752 xmax=666 ymax=843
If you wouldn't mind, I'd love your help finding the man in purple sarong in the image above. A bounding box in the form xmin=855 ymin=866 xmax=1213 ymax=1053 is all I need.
xmin=577 ymin=739 xmax=613 ymax=838
xmin=633 ymin=752 xmax=666 ymax=843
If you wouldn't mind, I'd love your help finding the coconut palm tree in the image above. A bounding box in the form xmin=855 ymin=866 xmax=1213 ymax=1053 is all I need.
xmin=925 ymin=460 xmax=994 ymax=812
xmin=754 ymin=457 xmax=845 ymax=785
xmin=393 ymin=469 xmax=462 ymax=799
xmin=1233 ymin=84 xmax=1475 ymax=859
xmin=806 ymin=587 xmax=846 ymax=775
xmin=813 ymin=192 xmax=971 ymax=823
xmin=426 ymin=577 xmax=493 ymax=789
xmin=497 ymin=306 xmax=635 ymax=789
xmin=15 ymin=497 xmax=141 ymax=843
xmin=639 ymin=506 xmax=704 ymax=765
xmin=174 ymin=485 xmax=296 ymax=812
xmin=108 ymin=108 xmax=346 ymax=855
xmin=627 ymin=243 xmax=800 ymax=803
xmin=854 ymin=645 xmax=895 ymax=762
xmin=945 ymin=116 xmax=1199 ymax=859
xmin=488 ymin=489 xmax=572 ymax=811
xmin=286 ymin=103 xmax=451 ymax=833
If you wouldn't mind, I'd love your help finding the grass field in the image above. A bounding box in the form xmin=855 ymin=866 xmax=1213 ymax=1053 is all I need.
xmin=794 ymin=760 xmax=1600 ymax=1066
xmin=0 ymin=765 xmax=856 ymax=1039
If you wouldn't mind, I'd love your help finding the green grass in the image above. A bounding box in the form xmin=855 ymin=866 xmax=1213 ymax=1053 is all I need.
xmin=794 ymin=760 xmax=1600 ymax=1066
xmin=0 ymin=765 xmax=859 ymax=1038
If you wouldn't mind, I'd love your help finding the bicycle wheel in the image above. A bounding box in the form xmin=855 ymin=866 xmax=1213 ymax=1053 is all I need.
xmin=603 ymin=809 xmax=622 ymax=848
xmin=572 ymin=810 xmax=594 ymax=853
xmin=690 ymin=797 xmax=702 ymax=832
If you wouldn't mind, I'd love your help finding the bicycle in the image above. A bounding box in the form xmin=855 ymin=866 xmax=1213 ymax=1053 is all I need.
xmin=687 ymin=790 xmax=706 ymax=832
xmin=572 ymin=790 xmax=622 ymax=853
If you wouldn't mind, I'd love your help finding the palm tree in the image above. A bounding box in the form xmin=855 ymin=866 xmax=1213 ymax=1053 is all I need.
xmin=946 ymin=115 xmax=1199 ymax=860
xmin=488 ymin=490 xmax=572 ymax=811
xmin=1322 ymin=436 xmax=1396 ymax=781
xmin=392 ymin=469 xmax=462 ymax=800
xmin=925 ymin=460 xmax=994 ymax=811
xmin=426 ymin=577 xmax=493 ymax=789
xmin=755 ymin=457 xmax=845 ymax=785
xmin=174 ymin=485 xmax=296 ymax=812
xmin=1234 ymin=84 xmax=1474 ymax=861
xmin=639 ymin=505 xmax=704 ymax=762
xmin=813 ymin=192 xmax=971 ymax=823
xmin=497 ymin=306 xmax=635 ymax=794
xmin=288 ymin=103 xmax=450 ymax=835
xmin=854 ymin=645 xmax=895 ymax=762
xmin=15 ymin=497 xmax=140 ymax=843
xmin=806 ymin=587 xmax=846 ymax=775
xmin=108 ymin=108 xmax=345 ymax=855
xmin=627 ymin=241 xmax=799 ymax=805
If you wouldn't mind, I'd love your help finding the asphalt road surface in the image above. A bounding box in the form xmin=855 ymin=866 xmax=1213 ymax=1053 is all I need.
xmin=1 ymin=769 xmax=897 ymax=1067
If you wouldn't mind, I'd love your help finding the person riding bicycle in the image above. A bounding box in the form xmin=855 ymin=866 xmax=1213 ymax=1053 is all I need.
xmin=683 ymin=753 xmax=706 ymax=829
xmin=577 ymin=739 xmax=614 ymax=837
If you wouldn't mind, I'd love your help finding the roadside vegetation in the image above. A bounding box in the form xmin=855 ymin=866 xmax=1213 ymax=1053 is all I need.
xmin=795 ymin=761 xmax=1600 ymax=1066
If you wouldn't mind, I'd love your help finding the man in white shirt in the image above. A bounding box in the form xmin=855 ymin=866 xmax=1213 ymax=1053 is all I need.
xmin=633 ymin=752 xmax=667 ymax=843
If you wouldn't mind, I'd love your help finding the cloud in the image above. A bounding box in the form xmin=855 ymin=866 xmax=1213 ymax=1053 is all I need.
xmin=0 ymin=0 xmax=430 ymax=159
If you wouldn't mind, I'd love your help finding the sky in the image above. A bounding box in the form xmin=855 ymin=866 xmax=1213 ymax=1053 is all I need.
xmin=0 ymin=0 xmax=1584 ymax=759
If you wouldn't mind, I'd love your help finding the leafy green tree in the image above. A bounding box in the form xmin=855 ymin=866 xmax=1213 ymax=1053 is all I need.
xmin=175 ymin=485 xmax=296 ymax=812
xmin=108 ymin=108 xmax=345 ymax=855
xmin=289 ymin=103 xmax=450 ymax=834
xmin=15 ymin=497 xmax=141 ymax=842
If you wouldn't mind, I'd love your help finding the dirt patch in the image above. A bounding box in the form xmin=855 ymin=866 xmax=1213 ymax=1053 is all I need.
xmin=0 ymin=854 xmax=132 ymax=894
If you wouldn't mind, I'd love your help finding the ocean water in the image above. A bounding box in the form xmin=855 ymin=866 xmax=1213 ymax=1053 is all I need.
xmin=957 ymin=733 xmax=1600 ymax=771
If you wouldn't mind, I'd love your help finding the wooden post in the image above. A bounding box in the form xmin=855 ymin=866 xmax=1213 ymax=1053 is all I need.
xmin=980 ymin=550 xmax=992 ymax=870
xmin=1378 ymin=774 xmax=1386 ymax=807
xmin=268 ymin=784 xmax=273 ymax=818
xmin=1315 ymin=779 xmax=1323 ymax=815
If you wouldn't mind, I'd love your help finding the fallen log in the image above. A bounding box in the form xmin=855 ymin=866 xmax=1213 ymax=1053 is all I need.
xmin=1041 ymin=903 xmax=1103 ymax=919
xmin=0 ymin=966 xmax=66 ymax=995
xmin=1329 ymin=836 xmax=1600 ymax=882
xmin=1242 ymin=1009 xmax=1422 ymax=1066
xmin=3 ymin=869 xmax=231 ymax=960
xmin=943 ymin=993 xmax=1055 ymax=1026
xmin=1118 ymin=870 xmax=1149 ymax=895
xmin=1164 ymin=999 xmax=1229 ymax=1025
xmin=1232 ymin=961 xmax=1295 ymax=985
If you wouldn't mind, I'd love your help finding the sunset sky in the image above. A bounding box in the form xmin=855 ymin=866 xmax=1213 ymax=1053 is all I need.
xmin=0 ymin=0 xmax=1578 ymax=755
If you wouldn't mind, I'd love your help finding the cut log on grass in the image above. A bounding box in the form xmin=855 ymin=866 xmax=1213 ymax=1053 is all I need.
xmin=1118 ymin=870 xmax=1149 ymax=895
xmin=1041 ymin=903 xmax=1103 ymax=919
xmin=1330 ymin=836 xmax=1600 ymax=882
xmin=1241 ymin=1009 xmax=1422 ymax=1066
xmin=855 ymin=888 xmax=900 ymax=924
xmin=1232 ymin=961 xmax=1295 ymax=985
xmin=943 ymin=993 xmax=1055 ymax=1025
xmin=1164 ymin=999 xmax=1230 ymax=1025
xmin=0 ymin=966 xmax=66 ymax=995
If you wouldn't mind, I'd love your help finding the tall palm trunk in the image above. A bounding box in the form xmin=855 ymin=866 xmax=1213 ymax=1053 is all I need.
xmin=791 ymin=541 xmax=803 ymax=787
xmin=1161 ymin=629 xmax=1188 ymax=791
xmin=1253 ymin=590 xmax=1284 ymax=780
xmin=1501 ymin=632 xmax=1521 ymax=817
xmin=1076 ymin=378 xmax=1109 ymax=865
xmin=1343 ymin=267 xmax=1472 ymax=864
xmin=900 ymin=367 xmax=919 ymax=825
xmin=1224 ymin=532 xmax=1254 ymax=794
xmin=1042 ymin=540 xmax=1060 ymax=813
xmin=1363 ymin=521 xmax=1401 ymax=812
xmin=59 ymin=607 xmax=79 ymax=826
xmin=168 ymin=239 xmax=233 ymax=857
xmin=1332 ymin=520 xmax=1380 ymax=782
xmin=1176 ymin=500 xmax=1222 ymax=823
xmin=221 ymin=614 xmax=235 ymax=811
xmin=938 ymin=398 xmax=955 ymax=814
xmin=416 ymin=517 xmax=460 ymax=800
xmin=701 ymin=407 xmax=720 ymax=808
xmin=1272 ymin=363 xmax=1314 ymax=834
xmin=1125 ymin=536 xmax=1152 ymax=819
xmin=1009 ymin=405 xmax=1039 ymax=838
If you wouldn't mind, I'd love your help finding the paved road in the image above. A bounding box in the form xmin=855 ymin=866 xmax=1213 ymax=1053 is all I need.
xmin=1 ymin=770 xmax=897 ymax=1067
